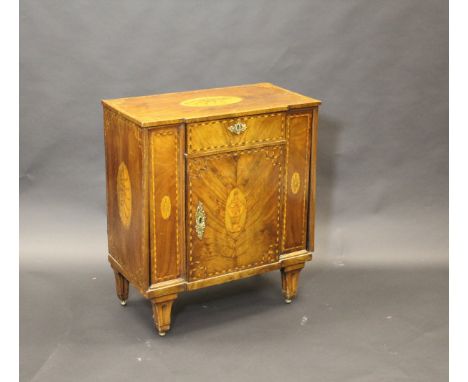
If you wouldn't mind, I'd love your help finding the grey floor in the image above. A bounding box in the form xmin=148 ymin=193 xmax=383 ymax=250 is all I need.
xmin=20 ymin=262 xmax=448 ymax=382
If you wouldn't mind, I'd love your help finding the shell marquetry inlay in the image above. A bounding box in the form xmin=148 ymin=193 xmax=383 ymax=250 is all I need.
xmin=180 ymin=96 xmax=242 ymax=107
xmin=117 ymin=161 xmax=132 ymax=228
xmin=225 ymin=187 xmax=247 ymax=234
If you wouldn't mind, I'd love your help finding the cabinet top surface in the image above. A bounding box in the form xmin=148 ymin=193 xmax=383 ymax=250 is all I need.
xmin=102 ymin=83 xmax=321 ymax=127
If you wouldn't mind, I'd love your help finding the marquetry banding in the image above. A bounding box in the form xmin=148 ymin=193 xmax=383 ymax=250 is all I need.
xmin=187 ymin=112 xmax=285 ymax=153
xmin=188 ymin=146 xmax=283 ymax=280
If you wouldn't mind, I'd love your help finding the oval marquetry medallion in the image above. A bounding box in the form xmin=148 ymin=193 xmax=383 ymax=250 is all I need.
xmin=160 ymin=195 xmax=172 ymax=220
xmin=225 ymin=187 xmax=247 ymax=234
xmin=291 ymin=172 xmax=301 ymax=194
xmin=117 ymin=162 xmax=132 ymax=228
xmin=180 ymin=96 xmax=242 ymax=107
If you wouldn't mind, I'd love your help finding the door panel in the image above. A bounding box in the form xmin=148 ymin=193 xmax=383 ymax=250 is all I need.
xmin=149 ymin=127 xmax=183 ymax=283
xmin=187 ymin=145 xmax=284 ymax=281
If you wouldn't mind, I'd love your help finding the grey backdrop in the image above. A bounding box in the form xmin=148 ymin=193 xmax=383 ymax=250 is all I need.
xmin=20 ymin=1 xmax=448 ymax=381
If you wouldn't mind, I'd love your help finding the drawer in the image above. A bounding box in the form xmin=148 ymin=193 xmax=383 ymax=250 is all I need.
xmin=187 ymin=112 xmax=285 ymax=154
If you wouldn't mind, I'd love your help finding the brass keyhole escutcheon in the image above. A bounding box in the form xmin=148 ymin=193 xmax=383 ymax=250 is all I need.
xmin=228 ymin=122 xmax=247 ymax=135
xmin=195 ymin=201 xmax=206 ymax=240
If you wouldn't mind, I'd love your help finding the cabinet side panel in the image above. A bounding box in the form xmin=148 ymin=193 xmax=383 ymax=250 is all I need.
xmin=104 ymin=107 xmax=149 ymax=292
xmin=282 ymin=112 xmax=312 ymax=252
xmin=149 ymin=127 xmax=182 ymax=283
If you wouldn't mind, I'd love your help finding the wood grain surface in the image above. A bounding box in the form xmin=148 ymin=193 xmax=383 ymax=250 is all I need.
xmin=102 ymin=82 xmax=320 ymax=127
xmin=282 ymin=111 xmax=312 ymax=252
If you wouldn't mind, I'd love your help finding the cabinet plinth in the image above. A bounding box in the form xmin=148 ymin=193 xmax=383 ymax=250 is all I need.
xmin=103 ymin=83 xmax=320 ymax=335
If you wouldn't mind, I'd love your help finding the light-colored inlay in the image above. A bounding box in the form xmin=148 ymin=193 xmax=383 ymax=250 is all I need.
xmin=180 ymin=96 xmax=242 ymax=107
xmin=225 ymin=187 xmax=247 ymax=234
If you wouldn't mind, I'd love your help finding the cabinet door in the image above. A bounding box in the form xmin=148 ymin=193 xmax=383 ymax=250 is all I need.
xmin=187 ymin=145 xmax=284 ymax=281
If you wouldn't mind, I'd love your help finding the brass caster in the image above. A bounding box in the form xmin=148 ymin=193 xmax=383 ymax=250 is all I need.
xmin=158 ymin=331 xmax=166 ymax=337
xmin=285 ymin=298 xmax=292 ymax=304
xmin=120 ymin=300 xmax=127 ymax=306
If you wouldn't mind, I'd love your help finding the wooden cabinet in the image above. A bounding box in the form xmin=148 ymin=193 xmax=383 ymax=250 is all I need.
xmin=102 ymin=83 xmax=321 ymax=336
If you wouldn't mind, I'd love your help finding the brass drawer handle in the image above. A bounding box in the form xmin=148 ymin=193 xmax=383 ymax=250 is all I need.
xmin=228 ymin=122 xmax=247 ymax=135
xmin=195 ymin=201 xmax=206 ymax=240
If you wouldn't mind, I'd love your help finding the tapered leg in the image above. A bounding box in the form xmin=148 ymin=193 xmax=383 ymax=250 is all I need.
xmin=281 ymin=263 xmax=305 ymax=303
xmin=113 ymin=270 xmax=129 ymax=306
xmin=151 ymin=293 xmax=178 ymax=336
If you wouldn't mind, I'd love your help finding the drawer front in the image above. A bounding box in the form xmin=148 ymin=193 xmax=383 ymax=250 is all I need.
xmin=187 ymin=145 xmax=284 ymax=281
xmin=187 ymin=112 xmax=285 ymax=154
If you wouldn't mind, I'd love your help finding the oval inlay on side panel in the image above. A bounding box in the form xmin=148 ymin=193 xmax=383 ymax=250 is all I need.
xmin=291 ymin=172 xmax=301 ymax=194
xmin=160 ymin=195 xmax=172 ymax=220
xmin=117 ymin=162 xmax=132 ymax=228
xmin=225 ymin=187 xmax=247 ymax=234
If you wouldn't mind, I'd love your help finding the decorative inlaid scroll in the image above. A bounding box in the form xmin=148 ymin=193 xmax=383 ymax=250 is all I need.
xmin=225 ymin=188 xmax=247 ymax=234
xmin=291 ymin=172 xmax=301 ymax=194
xmin=187 ymin=112 xmax=285 ymax=154
xmin=150 ymin=129 xmax=181 ymax=283
xmin=117 ymin=161 xmax=132 ymax=228
xmin=180 ymin=96 xmax=242 ymax=107
xmin=160 ymin=195 xmax=172 ymax=220
xmin=227 ymin=122 xmax=248 ymax=135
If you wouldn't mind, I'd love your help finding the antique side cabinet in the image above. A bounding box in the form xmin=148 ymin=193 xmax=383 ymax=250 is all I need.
xmin=102 ymin=83 xmax=321 ymax=336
